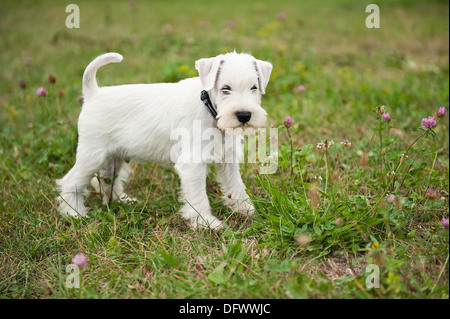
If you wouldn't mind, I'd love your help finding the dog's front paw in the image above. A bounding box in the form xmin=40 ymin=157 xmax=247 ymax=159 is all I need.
xmin=236 ymin=200 xmax=255 ymax=217
xmin=57 ymin=199 xmax=88 ymax=218
xmin=187 ymin=215 xmax=225 ymax=231
xmin=180 ymin=203 xmax=225 ymax=231
xmin=224 ymin=195 xmax=255 ymax=217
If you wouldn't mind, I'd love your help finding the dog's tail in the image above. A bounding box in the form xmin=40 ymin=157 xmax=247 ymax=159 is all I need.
xmin=82 ymin=52 xmax=123 ymax=99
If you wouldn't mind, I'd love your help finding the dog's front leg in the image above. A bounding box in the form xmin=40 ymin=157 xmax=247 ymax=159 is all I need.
xmin=175 ymin=162 xmax=223 ymax=230
xmin=215 ymin=162 xmax=255 ymax=217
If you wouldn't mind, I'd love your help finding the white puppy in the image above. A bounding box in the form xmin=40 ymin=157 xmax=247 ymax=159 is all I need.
xmin=56 ymin=52 xmax=272 ymax=229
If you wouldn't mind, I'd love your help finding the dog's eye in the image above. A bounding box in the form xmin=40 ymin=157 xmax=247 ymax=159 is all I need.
xmin=221 ymin=85 xmax=231 ymax=95
xmin=251 ymin=85 xmax=258 ymax=91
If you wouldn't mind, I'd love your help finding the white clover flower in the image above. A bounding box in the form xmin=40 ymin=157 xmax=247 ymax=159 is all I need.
xmin=340 ymin=140 xmax=352 ymax=148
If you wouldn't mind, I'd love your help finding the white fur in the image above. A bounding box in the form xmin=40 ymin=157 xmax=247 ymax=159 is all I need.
xmin=56 ymin=51 xmax=272 ymax=230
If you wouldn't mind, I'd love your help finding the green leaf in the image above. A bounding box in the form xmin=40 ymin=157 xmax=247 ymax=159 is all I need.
xmin=265 ymin=260 xmax=292 ymax=272
xmin=209 ymin=262 xmax=227 ymax=285
xmin=298 ymin=143 xmax=315 ymax=162
xmin=313 ymin=225 xmax=322 ymax=236
xmin=159 ymin=249 xmax=179 ymax=267
xmin=108 ymin=237 xmax=119 ymax=248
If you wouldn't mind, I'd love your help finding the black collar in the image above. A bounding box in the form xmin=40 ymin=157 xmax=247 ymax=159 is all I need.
xmin=200 ymin=90 xmax=218 ymax=119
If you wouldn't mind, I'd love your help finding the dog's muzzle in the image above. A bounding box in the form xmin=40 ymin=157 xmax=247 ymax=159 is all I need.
xmin=235 ymin=111 xmax=252 ymax=124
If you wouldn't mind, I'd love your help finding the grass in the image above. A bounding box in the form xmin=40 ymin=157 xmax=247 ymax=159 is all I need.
xmin=0 ymin=0 xmax=448 ymax=299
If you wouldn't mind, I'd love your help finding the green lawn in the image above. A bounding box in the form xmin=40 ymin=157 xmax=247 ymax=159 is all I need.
xmin=0 ymin=0 xmax=448 ymax=299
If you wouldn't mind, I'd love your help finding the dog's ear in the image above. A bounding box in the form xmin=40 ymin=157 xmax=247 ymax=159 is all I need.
xmin=195 ymin=57 xmax=223 ymax=91
xmin=254 ymin=60 xmax=273 ymax=95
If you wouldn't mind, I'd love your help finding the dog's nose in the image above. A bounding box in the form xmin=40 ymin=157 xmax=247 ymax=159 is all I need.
xmin=235 ymin=111 xmax=252 ymax=124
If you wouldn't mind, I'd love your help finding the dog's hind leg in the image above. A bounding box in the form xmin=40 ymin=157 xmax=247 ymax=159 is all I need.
xmin=56 ymin=149 xmax=107 ymax=217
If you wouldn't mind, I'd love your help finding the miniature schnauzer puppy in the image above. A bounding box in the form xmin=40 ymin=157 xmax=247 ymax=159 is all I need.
xmin=56 ymin=51 xmax=272 ymax=229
